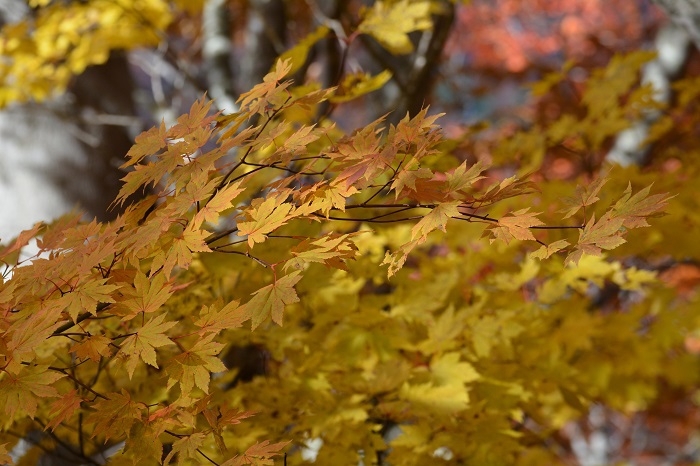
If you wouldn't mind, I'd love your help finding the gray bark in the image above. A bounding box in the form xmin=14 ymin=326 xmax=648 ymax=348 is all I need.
xmin=239 ymin=0 xmax=287 ymax=91
xmin=203 ymin=0 xmax=238 ymax=114
xmin=607 ymin=23 xmax=691 ymax=166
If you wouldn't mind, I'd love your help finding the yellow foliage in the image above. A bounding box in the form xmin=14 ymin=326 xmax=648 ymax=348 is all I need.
xmin=0 ymin=0 xmax=192 ymax=106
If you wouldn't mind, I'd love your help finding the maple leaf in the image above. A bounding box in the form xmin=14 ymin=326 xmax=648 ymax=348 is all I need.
xmin=119 ymin=313 xmax=176 ymax=378
xmin=283 ymin=233 xmax=361 ymax=272
xmin=207 ymin=405 xmax=257 ymax=429
xmin=116 ymin=154 xmax=181 ymax=206
xmin=358 ymin=0 xmax=432 ymax=54
xmin=383 ymin=236 xmax=428 ymax=277
xmin=192 ymin=181 xmax=246 ymax=229
xmin=44 ymin=389 xmax=84 ymax=432
xmin=398 ymin=381 xmax=469 ymax=414
xmin=123 ymin=421 xmax=166 ymax=465
xmin=237 ymin=197 xmax=296 ymax=247
xmin=264 ymin=124 xmax=321 ymax=165
xmin=194 ymin=300 xmax=247 ymax=335
xmin=62 ymin=278 xmax=118 ymax=322
xmin=166 ymin=334 xmax=227 ymax=396
xmin=0 ymin=443 xmax=12 ymax=466
xmin=430 ymin=352 xmax=480 ymax=386
xmin=169 ymin=97 xmax=216 ymax=139
xmin=122 ymin=120 xmax=167 ymax=168
xmin=86 ymin=390 xmax=142 ymax=442
xmin=238 ymin=271 xmax=302 ymax=330
xmin=0 ymin=222 xmax=42 ymax=263
xmin=150 ymin=237 xmax=192 ymax=279
xmin=412 ymin=201 xmax=462 ymax=242
xmin=445 ymin=160 xmax=488 ymax=196
xmin=565 ymin=212 xmax=626 ymax=266
xmin=222 ymin=440 xmax=290 ymax=466
xmin=330 ymin=70 xmax=393 ymax=103
xmin=191 ymin=403 xmax=255 ymax=454
xmin=381 ymin=202 xmax=460 ymax=277
xmin=295 ymin=181 xmax=356 ymax=216
xmin=531 ymin=239 xmax=570 ymax=260
xmin=390 ymin=166 xmax=433 ymax=199
xmin=150 ymin=225 xmax=212 ymax=278
xmin=0 ymin=365 xmax=63 ymax=420
xmin=560 ymin=175 xmax=609 ymax=219
xmin=482 ymin=176 xmax=539 ymax=204
xmin=70 ymin=334 xmax=113 ymax=362
xmin=116 ymin=271 xmax=173 ymax=319
xmin=612 ymin=183 xmax=673 ymax=229
xmin=489 ymin=208 xmax=544 ymax=244
xmin=163 ymin=432 xmax=206 ymax=466
xmin=403 ymin=176 xmax=452 ymax=203
xmin=237 ymin=59 xmax=293 ymax=114
xmin=6 ymin=302 xmax=64 ymax=373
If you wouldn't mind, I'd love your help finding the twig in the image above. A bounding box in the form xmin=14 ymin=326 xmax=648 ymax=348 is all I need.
xmin=214 ymin=250 xmax=271 ymax=268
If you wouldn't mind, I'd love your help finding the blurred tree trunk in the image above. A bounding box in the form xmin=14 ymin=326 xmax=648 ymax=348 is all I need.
xmin=239 ymin=0 xmax=287 ymax=91
xmin=607 ymin=0 xmax=698 ymax=166
xmin=653 ymin=0 xmax=700 ymax=47
xmin=361 ymin=0 xmax=456 ymax=125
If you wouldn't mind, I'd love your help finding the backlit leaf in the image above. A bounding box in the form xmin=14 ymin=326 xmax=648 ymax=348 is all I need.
xmin=119 ymin=313 xmax=176 ymax=378
xmin=239 ymin=272 xmax=302 ymax=330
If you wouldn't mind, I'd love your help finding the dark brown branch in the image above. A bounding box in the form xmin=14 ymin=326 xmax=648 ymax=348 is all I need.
xmin=213 ymin=249 xmax=271 ymax=268
xmin=47 ymin=366 xmax=109 ymax=400
xmin=34 ymin=418 xmax=101 ymax=466
xmin=51 ymin=302 xmax=112 ymax=337
xmin=205 ymin=228 xmax=239 ymax=245
xmin=530 ymin=225 xmax=584 ymax=230
xmin=243 ymin=161 xmax=326 ymax=176
xmin=312 ymin=213 xmax=424 ymax=223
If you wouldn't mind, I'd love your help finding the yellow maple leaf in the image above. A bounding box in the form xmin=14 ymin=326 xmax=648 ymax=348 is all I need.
xmin=166 ymin=334 xmax=227 ymax=396
xmin=119 ymin=313 xmax=176 ymax=378
xmin=0 ymin=365 xmax=64 ymax=420
xmin=358 ymin=0 xmax=433 ymax=55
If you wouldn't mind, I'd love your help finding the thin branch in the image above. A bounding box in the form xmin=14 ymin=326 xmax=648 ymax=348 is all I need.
xmin=34 ymin=418 xmax=101 ymax=466
xmin=214 ymin=249 xmax=271 ymax=268
xmin=361 ymin=178 xmax=395 ymax=206
xmin=243 ymin=161 xmax=326 ymax=176
xmin=530 ymin=225 xmax=584 ymax=230
xmin=47 ymin=366 xmax=109 ymax=400
xmin=164 ymin=432 xmax=221 ymax=466
xmin=205 ymin=228 xmax=240 ymax=246
xmin=51 ymin=302 xmax=112 ymax=337
xmin=49 ymin=332 xmax=91 ymax=339
xmin=312 ymin=213 xmax=424 ymax=223
xmin=79 ymin=412 xmax=85 ymax=458
xmin=216 ymin=96 xmax=293 ymax=191
xmin=2 ymin=429 xmax=77 ymax=463
xmin=211 ymin=239 xmax=248 ymax=249
xmin=197 ymin=448 xmax=221 ymax=466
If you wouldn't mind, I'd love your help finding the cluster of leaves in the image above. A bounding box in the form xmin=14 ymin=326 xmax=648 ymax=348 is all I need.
xmin=0 ymin=49 xmax=677 ymax=465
